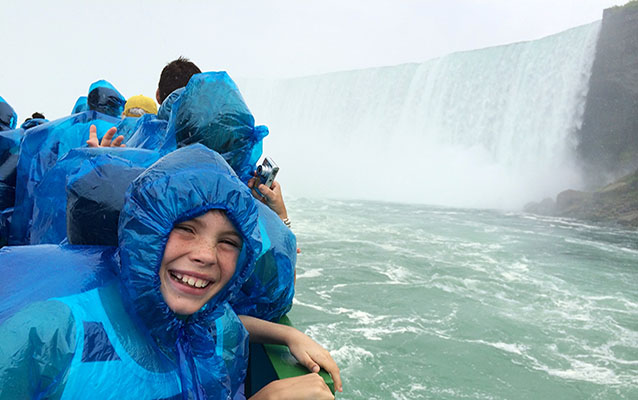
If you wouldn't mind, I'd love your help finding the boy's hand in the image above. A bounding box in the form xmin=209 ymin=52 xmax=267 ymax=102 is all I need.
xmin=285 ymin=329 xmax=343 ymax=393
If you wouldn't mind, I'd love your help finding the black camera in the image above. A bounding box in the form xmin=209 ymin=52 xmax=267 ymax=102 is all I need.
xmin=256 ymin=157 xmax=279 ymax=188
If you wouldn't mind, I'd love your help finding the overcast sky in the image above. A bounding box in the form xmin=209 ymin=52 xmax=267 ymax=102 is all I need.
xmin=0 ymin=0 xmax=628 ymax=121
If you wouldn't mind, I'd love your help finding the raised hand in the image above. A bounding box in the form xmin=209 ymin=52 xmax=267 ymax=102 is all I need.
xmin=86 ymin=124 xmax=125 ymax=147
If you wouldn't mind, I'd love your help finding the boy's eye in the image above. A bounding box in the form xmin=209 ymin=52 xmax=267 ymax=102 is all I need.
xmin=220 ymin=238 xmax=241 ymax=249
xmin=175 ymin=224 xmax=195 ymax=234
xmin=221 ymin=240 xmax=238 ymax=248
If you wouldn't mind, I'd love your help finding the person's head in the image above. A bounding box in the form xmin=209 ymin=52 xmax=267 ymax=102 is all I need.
xmin=159 ymin=209 xmax=243 ymax=316
xmin=157 ymin=56 xmax=201 ymax=105
xmin=118 ymin=144 xmax=262 ymax=329
xmin=167 ymin=71 xmax=269 ymax=183
xmin=122 ymin=95 xmax=158 ymax=118
xmin=87 ymin=80 xmax=126 ymax=117
xmin=20 ymin=112 xmax=48 ymax=130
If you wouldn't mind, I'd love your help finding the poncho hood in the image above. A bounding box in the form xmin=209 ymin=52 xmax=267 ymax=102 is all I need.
xmin=117 ymin=144 xmax=262 ymax=352
xmin=87 ymin=80 xmax=126 ymax=117
xmin=165 ymin=72 xmax=268 ymax=183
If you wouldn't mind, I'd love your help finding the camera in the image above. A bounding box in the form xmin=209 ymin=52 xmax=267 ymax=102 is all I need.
xmin=256 ymin=157 xmax=279 ymax=189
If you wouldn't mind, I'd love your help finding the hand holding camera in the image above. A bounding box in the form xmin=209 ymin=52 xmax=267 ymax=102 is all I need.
xmin=255 ymin=157 xmax=279 ymax=189
xmin=249 ymin=157 xmax=288 ymax=221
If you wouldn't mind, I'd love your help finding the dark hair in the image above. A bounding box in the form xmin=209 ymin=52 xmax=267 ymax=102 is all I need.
xmin=157 ymin=56 xmax=201 ymax=104
xmin=24 ymin=112 xmax=45 ymax=122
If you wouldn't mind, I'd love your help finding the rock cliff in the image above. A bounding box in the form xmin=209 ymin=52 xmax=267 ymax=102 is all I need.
xmin=526 ymin=2 xmax=638 ymax=229
xmin=577 ymin=1 xmax=638 ymax=188
xmin=525 ymin=168 xmax=638 ymax=228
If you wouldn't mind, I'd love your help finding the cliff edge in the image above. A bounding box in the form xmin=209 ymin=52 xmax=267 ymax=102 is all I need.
xmin=577 ymin=1 xmax=638 ymax=188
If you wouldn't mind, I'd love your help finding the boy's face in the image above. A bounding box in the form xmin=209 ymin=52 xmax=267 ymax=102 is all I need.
xmin=159 ymin=210 xmax=242 ymax=316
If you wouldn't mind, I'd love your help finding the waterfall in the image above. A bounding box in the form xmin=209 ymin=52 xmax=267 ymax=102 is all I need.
xmin=238 ymin=22 xmax=601 ymax=209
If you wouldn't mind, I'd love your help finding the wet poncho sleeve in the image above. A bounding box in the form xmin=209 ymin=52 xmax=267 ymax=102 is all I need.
xmin=0 ymin=301 xmax=76 ymax=400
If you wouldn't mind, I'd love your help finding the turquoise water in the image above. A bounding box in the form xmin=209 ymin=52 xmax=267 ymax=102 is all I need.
xmin=286 ymin=198 xmax=638 ymax=399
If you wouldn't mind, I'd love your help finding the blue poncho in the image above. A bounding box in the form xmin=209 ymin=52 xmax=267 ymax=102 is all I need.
xmin=29 ymin=147 xmax=160 ymax=245
xmin=0 ymin=145 xmax=264 ymax=399
xmin=71 ymin=96 xmax=89 ymax=114
xmin=22 ymin=71 xmax=295 ymax=320
xmin=10 ymin=111 xmax=120 ymax=244
xmin=87 ymin=80 xmax=126 ymax=118
xmin=0 ymin=127 xmax=24 ymax=245
xmin=0 ymin=128 xmax=24 ymax=201
xmin=27 ymin=145 xmax=295 ymax=321
xmin=0 ymin=96 xmax=17 ymax=132
xmin=128 ymin=72 xmax=268 ymax=184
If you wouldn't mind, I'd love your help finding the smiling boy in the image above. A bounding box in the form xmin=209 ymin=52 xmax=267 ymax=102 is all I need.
xmin=160 ymin=210 xmax=243 ymax=316
xmin=0 ymin=145 xmax=339 ymax=399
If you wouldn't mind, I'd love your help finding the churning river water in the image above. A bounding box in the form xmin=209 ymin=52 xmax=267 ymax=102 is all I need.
xmin=286 ymin=198 xmax=638 ymax=399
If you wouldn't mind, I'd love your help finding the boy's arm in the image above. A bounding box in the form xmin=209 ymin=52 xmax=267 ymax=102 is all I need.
xmin=238 ymin=315 xmax=342 ymax=393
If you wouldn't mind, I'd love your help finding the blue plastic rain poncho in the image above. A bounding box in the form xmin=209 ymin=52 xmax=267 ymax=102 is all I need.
xmin=28 ymin=144 xmax=295 ymax=321
xmin=20 ymin=117 xmax=48 ymax=130
xmin=125 ymin=114 xmax=169 ymax=150
xmin=229 ymin=199 xmax=296 ymax=320
xmin=158 ymin=87 xmax=185 ymax=121
xmin=71 ymin=96 xmax=89 ymax=114
xmin=116 ymin=114 xmax=150 ymax=142
xmin=10 ymin=110 xmax=120 ymax=244
xmin=0 ymin=97 xmax=17 ymax=132
xmin=0 ymin=208 xmax=11 ymax=247
xmin=123 ymin=73 xmax=267 ymax=184
xmin=87 ymin=80 xmax=125 ymax=118
xmin=0 ymin=128 xmax=24 ymax=244
xmin=29 ymin=147 xmax=160 ymax=245
xmin=0 ymin=128 xmax=24 ymax=203
xmin=0 ymin=145 xmax=264 ymax=399
xmin=161 ymin=72 xmax=268 ymax=183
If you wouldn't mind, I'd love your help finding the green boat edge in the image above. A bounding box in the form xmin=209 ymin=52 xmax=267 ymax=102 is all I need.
xmin=245 ymin=315 xmax=335 ymax=396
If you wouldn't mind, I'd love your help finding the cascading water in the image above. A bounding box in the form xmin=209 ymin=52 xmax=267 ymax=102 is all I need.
xmin=239 ymin=22 xmax=601 ymax=209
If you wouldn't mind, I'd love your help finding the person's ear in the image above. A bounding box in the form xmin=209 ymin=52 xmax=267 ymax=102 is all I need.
xmin=156 ymin=88 xmax=161 ymax=104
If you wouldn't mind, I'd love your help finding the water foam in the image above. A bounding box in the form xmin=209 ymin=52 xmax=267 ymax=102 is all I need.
xmin=331 ymin=345 xmax=374 ymax=365
xmin=295 ymin=268 xmax=323 ymax=279
xmin=470 ymin=339 xmax=529 ymax=356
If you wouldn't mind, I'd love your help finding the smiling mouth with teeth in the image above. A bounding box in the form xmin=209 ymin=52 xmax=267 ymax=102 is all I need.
xmin=170 ymin=271 xmax=211 ymax=289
